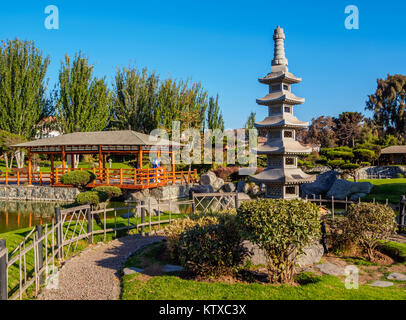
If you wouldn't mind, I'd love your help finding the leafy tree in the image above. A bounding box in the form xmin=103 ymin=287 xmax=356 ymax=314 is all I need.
xmin=333 ymin=112 xmax=363 ymax=147
xmin=306 ymin=116 xmax=337 ymax=147
xmin=55 ymin=52 xmax=112 ymax=134
xmin=245 ymin=112 xmax=256 ymax=130
xmin=0 ymin=130 xmax=26 ymax=168
xmin=366 ymin=74 xmax=406 ymax=140
xmin=206 ymin=94 xmax=224 ymax=131
xmin=0 ymin=39 xmax=50 ymax=139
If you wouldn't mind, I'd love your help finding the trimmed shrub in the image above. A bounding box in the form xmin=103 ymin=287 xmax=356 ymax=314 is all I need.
xmin=164 ymin=216 xmax=218 ymax=262
xmin=93 ymin=186 xmax=122 ymax=199
xmin=237 ymin=199 xmax=321 ymax=283
xmin=75 ymin=191 xmax=101 ymax=206
xmin=60 ymin=170 xmax=96 ymax=189
xmin=177 ymin=215 xmax=245 ymax=277
xmin=342 ymin=203 xmax=397 ymax=261
xmin=212 ymin=166 xmax=240 ymax=182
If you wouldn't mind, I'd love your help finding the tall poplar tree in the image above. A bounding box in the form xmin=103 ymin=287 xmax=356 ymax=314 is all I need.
xmin=206 ymin=94 xmax=224 ymax=131
xmin=0 ymin=39 xmax=50 ymax=138
xmin=55 ymin=52 xmax=112 ymax=133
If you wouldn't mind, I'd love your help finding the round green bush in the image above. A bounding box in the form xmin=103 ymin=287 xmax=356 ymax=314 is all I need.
xmin=342 ymin=203 xmax=397 ymax=261
xmin=237 ymin=199 xmax=321 ymax=283
xmin=75 ymin=191 xmax=100 ymax=205
xmin=177 ymin=215 xmax=245 ymax=277
xmin=60 ymin=170 xmax=96 ymax=189
xmin=92 ymin=186 xmax=122 ymax=199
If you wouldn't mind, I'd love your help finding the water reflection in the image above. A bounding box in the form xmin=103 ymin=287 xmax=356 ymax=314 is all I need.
xmin=0 ymin=200 xmax=193 ymax=234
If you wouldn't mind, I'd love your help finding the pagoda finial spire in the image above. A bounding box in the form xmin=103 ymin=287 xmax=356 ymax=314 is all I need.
xmin=272 ymin=26 xmax=288 ymax=66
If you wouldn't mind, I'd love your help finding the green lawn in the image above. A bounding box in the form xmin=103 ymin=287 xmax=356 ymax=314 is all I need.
xmin=121 ymin=271 xmax=406 ymax=300
xmin=120 ymin=241 xmax=406 ymax=300
xmin=358 ymin=178 xmax=406 ymax=204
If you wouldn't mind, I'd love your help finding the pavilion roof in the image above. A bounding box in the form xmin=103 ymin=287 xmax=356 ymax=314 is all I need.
xmin=381 ymin=145 xmax=406 ymax=154
xmin=12 ymin=130 xmax=183 ymax=148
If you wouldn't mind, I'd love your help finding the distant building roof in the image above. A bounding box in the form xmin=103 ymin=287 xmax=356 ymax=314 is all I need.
xmin=381 ymin=145 xmax=406 ymax=155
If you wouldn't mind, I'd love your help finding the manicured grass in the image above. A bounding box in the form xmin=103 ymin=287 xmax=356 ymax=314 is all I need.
xmin=358 ymin=178 xmax=406 ymax=204
xmin=378 ymin=241 xmax=406 ymax=263
xmin=120 ymin=241 xmax=406 ymax=300
xmin=121 ymin=272 xmax=406 ymax=300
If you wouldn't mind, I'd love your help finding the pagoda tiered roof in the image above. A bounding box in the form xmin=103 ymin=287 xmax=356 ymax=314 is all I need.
xmin=258 ymin=70 xmax=302 ymax=84
xmin=256 ymin=91 xmax=305 ymax=106
xmin=255 ymin=138 xmax=312 ymax=155
xmin=255 ymin=113 xmax=308 ymax=129
xmin=251 ymin=167 xmax=315 ymax=185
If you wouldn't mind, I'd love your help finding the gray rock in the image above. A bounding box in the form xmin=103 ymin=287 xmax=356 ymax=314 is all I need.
xmin=301 ymin=171 xmax=338 ymax=197
xmin=369 ymin=281 xmax=394 ymax=287
xmin=349 ymin=193 xmax=368 ymax=202
xmin=222 ymin=182 xmax=236 ymax=193
xmin=326 ymin=179 xmax=354 ymax=200
xmin=314 ymin=262 xmax=345 ymax=276
xmin=249 ymin=185 xmax=261 ymax=196
xmin=200 ymin=171 xmax=217 ymax=186
xmin=237 ymin=181 xmax=249 ymax=193
xmin=189 ymin=184 xmax=214 ymax=196
xmin=349 ymin=182 xmax=373 ymax=195
xmin=237 ymin=192 xmax=251 ymax=202
xmin=162 ymin=264 xmax=184 ymax=273
xmin=123 ymin=267 xmax=144 ymax=275
xmin=387 ymin=273 xmax=406 ymax=281
xmin=212 ymin=177 xmax=225 ymax=192
xmin=296 ymin=243 xmax=324 ymax=267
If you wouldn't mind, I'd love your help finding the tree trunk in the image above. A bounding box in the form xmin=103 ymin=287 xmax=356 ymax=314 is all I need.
xmin=14 ymin=150 xmax=25 ymax=168
xmin=74 ymin=154 xmax=80 ymax=168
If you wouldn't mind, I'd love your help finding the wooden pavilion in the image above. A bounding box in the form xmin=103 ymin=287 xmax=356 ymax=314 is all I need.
xmin=5 ymin=130 xmax=197 ymax=189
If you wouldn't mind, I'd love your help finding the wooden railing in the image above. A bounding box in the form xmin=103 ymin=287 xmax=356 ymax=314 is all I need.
xmin=0 ymin=168 xmax=198 ymax=189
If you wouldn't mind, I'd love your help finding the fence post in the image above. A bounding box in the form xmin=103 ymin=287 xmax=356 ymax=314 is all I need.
xmin=398 ymin=195 xmax=406 ymax=230
xmin=140 ymin=200 xmax=146 ymax=234
xmin=36 ymin=225 xmax=44 ymax=284
xmin=0 ymin=239 xmax=7 ymax=300
xmin=234 ymin=191 xmax=239 ymax=209
xmin=55 ymin=207 xmax=63 ymax=260
xmin=331 ymin=196 xmax=335 ymax=219
xmin=87 ymin=207 xmax=92 ymax=245
xmin=192 ymin=192 xmax=196 ymax=214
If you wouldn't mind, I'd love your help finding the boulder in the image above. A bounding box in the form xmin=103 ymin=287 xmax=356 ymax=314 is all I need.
xmin=349 ymin=182 xmax=373 ymax=195
xmin=301 ymin=171 xmax=338 ymax=197
xmin=326 ymin=180 xmax=373 ymax=200
xmin=200 ymin=171 xmax=217 ymax=186
xmin=222 ymin=182 xmax=236 ymax=193
xmin=212 ymin=177 xmax=225 ymax=191
xmin=296 ymin=242 xmax=324 ymax=268
xmin=237 ymin=181 xmax=249 ymax=193
xmin=349 ymin=193 xmax=368 ymax=202
xmin=387 ymin=273 xmax=406 ymax=281
xmin=123 ymin=267 xmax=144 ymax=275
xmin=189 ymin=184 xmax=214 ymax=197
xmin=314 ymin=262 xmax=346 ymax=276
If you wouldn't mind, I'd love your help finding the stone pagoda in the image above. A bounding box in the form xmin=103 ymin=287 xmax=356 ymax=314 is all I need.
xmin=251 ymin=26 xmax=315 ymax=199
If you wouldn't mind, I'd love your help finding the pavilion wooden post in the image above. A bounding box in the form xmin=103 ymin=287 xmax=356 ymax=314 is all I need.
xmin=139 ymin=146 xmax=143 ymax=169
xmin=98 ymin=145 xmax=103 ymax=182
xmin=28 ymin=147 xmax=32 ymax=185
xmin=50 ymin=154 xmax=54 ymax=185
xmin=61 ymin=146 xmax=66 ymax=174
xmin=70 ymin=154 xmax=74 ymax=170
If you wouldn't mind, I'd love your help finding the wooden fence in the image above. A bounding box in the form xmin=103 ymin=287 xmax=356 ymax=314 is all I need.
xmin=0 ymin=168 xmax=198 ymax=189
xmin=0 ymin=198 xmax=191 ymax=300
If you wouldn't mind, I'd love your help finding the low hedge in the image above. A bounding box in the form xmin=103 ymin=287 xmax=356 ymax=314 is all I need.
xmin=177 ymin=214 xmax=245 ymax=277
xmin=75 ymin=191 xmax=101 ymax=205
xmin=60 ymin=170 xmax=96 ymax=189
xmin=92 ymin=186 xmax=122 ymax=199
xmin=237 ymin=199 xmax=321 ymax=283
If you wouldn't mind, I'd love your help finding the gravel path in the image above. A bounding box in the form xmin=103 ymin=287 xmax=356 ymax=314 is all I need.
xmin=38 ymin=234 xmax=164 ymax=300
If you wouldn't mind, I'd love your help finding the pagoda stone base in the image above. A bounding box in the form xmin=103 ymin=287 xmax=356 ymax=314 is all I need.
xmin=265 ymin=184 xmax=300 ymax=199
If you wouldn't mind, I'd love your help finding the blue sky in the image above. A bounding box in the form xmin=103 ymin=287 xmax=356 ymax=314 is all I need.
xmin=0 ymin=0 xmax=405 ymax=129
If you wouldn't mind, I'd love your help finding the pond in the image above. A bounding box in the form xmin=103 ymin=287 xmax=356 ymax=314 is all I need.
xmin=0 ymin=199 xmax=194 ymax=234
